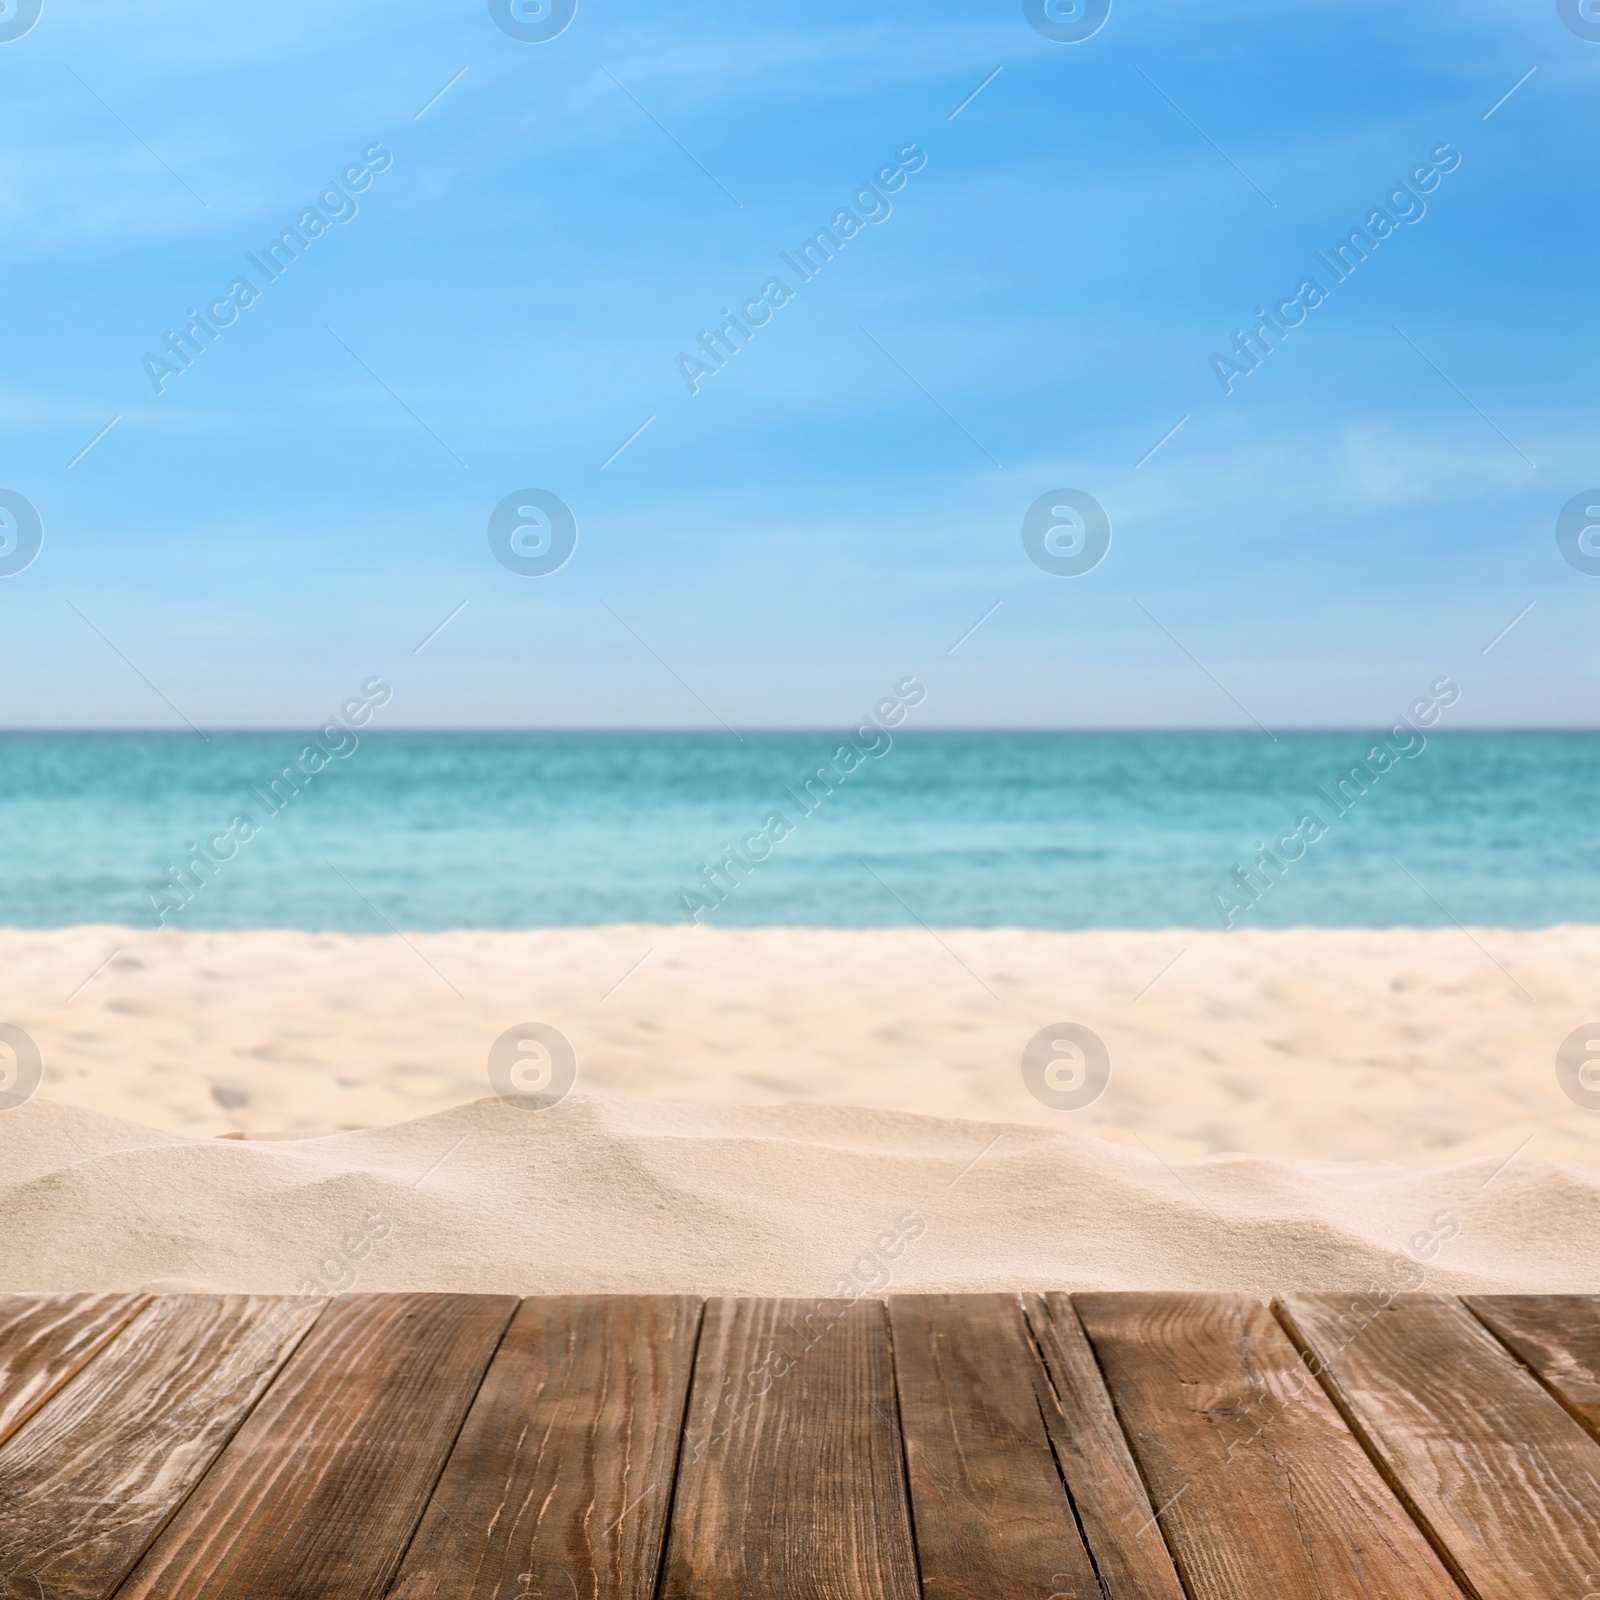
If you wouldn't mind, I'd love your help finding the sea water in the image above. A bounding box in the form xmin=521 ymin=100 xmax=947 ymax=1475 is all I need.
xmin=0 ymin=731 xmax=1592 ymax=930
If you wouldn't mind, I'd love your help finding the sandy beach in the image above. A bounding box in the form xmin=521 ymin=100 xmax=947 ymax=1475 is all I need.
xmin=12 ymin=922 xmax=1598 ymax=1162
xmin=6 ymin=1091 xmax=1597 ymax=1299
xmin=4 ymin=923 xmax=1598 ymax=1296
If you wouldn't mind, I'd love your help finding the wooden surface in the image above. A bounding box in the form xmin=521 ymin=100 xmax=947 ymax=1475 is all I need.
xmin=0 ymin=1294 xmax=146 ymax=1451
xmin=11 ymin=1292 xmax=1600 ymax=1600
xmin=1464 ymin=1293 xmax=1600 ymax=1436
xmin=889 ymin=1293 xmax=1100 ymax=1600
xmin=660 ymin=1296 xmax=920 ymax=1600
xmin=0 ymin=1294 xmax=323 ymax=1600
xmin=117 ymin=1293 xmax=517 ymax=1600
xmin=387 ymin=1295 xmax=701 ymax=1600
xmin=1076 ymin=1292 xmax=1463 ymax=1600
xmin=1281 ymin=1291 xmax=1600 ymax=1600
xmin=1024 ymin=1293 xmax=1190 ymax=1600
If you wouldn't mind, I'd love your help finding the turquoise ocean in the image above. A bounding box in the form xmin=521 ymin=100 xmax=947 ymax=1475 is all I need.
xmin=1 ymin=732 xmax=1593 ymax=931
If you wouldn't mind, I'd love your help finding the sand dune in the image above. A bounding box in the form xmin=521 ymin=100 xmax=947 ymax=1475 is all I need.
xmin=6 ymin=922 xmax=1597 ymax=1296
xmin=2 ymin=1093 xmax=1594 ymax=1296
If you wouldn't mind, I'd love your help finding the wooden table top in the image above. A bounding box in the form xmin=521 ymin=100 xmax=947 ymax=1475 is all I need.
xmin=0 ymin=1290 xmax=1597 ymax=1598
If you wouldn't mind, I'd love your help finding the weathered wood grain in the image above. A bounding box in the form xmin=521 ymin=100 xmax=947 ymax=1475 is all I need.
xmin=1464 ymin=1294 xmax=1600 ymax=1436
xmin=23 ymin=1289 xmax=1600 ymax=1600
xmin=1281 ymin=1291 xmax=1600 ymax=1600
xmin=889 ymin=1293 xmax=1101 ymax=1600
xmin=1076 ymin=1292 xmax=1464 ymax=1600
xmin=660 ymin=1296 xmax=919 ymax=1600
xmin=0 ymin=1294 xmax=147 ymax=1451
xmin=1023 ymin=1293 xmax=1188 ymax=1600
xmin=0 ymin=1293 xmax=324 ymax=1600
xmin=116 ymin=1291 xmax=517 ymax=1600
xmin=386 ymin=1295 xmax=702 ymax=1600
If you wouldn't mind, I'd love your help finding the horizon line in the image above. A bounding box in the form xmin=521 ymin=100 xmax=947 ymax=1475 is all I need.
xmin=0 ymin=725 xmax=1596 ymax=737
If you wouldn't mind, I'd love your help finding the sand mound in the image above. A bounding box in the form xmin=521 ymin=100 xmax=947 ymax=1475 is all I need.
xmin=3 ymin=1095 xmax=1594 ymax=1296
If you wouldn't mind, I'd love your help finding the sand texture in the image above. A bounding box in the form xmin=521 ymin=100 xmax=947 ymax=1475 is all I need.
xmin=9 ymin=922 xmax=1599 ymax=1164
xmin=4 ymin=923 xmax=1597 ymax=1295
xmin=2 ymin=1093 xmax=1593 ymax=1296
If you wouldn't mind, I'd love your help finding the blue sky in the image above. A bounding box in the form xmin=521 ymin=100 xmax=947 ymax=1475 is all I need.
xmin=0 ymin=0 xmax=1595 ymax=730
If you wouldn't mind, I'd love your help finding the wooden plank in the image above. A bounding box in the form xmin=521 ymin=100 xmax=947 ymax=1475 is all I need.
xmin=1281 ymin=1291 xmax=1600 ymax=1600
xmin=117 ymin=1292 xmax=518 ymax=1600
xmin=1023 ymin=1293 xmax=1188 ymax=1600
xmin=0 ymin=1293 xmax=324 ymax=1600
xmin=0 ymin=1293 xmax=147 ymax=1450
xmin=386 ymin=1295 xmax=702 ymax=1600
xmin=1464 ymin=1294 xmax=1600 ymax=1436
xmin=888 ymin=1293 xmax=1101 ymax=1600
xmin=1076 ymin=1292 xmax=1464 ymax=1600
xmin=659 ymin=1296 xmax=919 ymax=1600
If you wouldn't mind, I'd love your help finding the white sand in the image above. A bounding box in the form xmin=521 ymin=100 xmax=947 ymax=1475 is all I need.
xmin=4 ymin=923 xmax=1599 ymax=1294
xmin=4 ymin=1095 xmax=1596 ymax=1297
